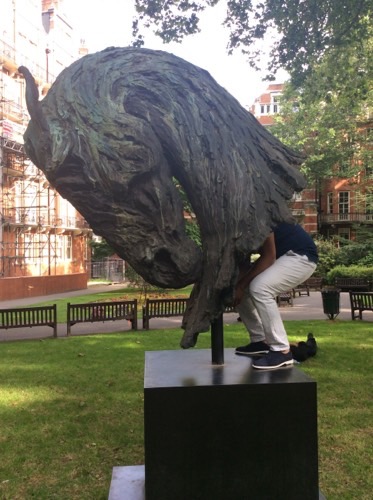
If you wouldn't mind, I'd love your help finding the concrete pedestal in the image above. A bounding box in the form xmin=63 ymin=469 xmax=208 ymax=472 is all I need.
xmin=108 ymin=465 xmax=145 ymax=500
xmin=143 ymin=348 xmax=320 ymax=500
xmin=108 ymin=466 xmax=326 ymax=500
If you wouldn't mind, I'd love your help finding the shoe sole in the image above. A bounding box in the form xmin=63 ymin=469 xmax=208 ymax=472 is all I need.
xmin=235 ymin=350 xmax=269 ymax=356
xmin=252 ymin=359 xmax=294 ymax=370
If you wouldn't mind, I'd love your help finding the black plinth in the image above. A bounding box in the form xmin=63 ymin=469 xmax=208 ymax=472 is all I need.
xmin=144 ymin=349 xmax=319 ymax=500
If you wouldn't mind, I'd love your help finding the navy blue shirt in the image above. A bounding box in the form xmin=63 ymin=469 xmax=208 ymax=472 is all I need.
xmin=273 ymin=223 xmax=318 ymax=264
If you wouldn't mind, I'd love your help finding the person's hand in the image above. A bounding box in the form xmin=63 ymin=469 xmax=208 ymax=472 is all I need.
xmin=233 ymin=285 xmax=245 ymax=307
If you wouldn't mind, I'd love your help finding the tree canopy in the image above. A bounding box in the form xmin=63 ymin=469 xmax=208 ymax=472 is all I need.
xmin=132 ymin=0 xmax=372 ymax=85
xmin=132 ymin=1 xmax=372 ymax=182
xmin=271 ymin=31 xmax=373 ymax=181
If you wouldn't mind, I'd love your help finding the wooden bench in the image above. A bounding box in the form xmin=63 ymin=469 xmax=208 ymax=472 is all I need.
xmin=276 ymin=291 xmax=293 ymax=307
xmin=292 ymin=283 xmax=310 ymax=297
xmin=142 ymin=298 xmax=188 ymax=329
xmin=349 ymin=291 xmax=373 ymax=320
xmin=304 ymin=277 xmax=324 ymax=291
xmin=142 ymin=298 xmax=237 ymax=329
xmin=335 ymin=278 xmax=370 ymax=292
xmin=0 ymin=305 xmax=57 ymax=338
xmin=67 ymin=300 xmax=138 ymax=335
xmin=286 ymin=277 xmax=325 ymax=297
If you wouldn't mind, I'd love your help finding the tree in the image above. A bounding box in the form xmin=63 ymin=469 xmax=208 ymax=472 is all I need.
xmin=132 ymin=0 xmax=372 ymax=85
xmin=270 ymin=26 xmax=373 ymax=182
xmin=314 ymin=237 xmax=340 ymax=276
xmin=132 ymin=1 xmax=372 ymax=182
xmin=314 ymin=225 xmax=373 ymax=276
xmin=90 ymin=238 xmax=116 ymax=260
xmin=173 ymin=178 xmax=202 ymax=247
xmin=337 ymin=224 xmax=373 ymax=266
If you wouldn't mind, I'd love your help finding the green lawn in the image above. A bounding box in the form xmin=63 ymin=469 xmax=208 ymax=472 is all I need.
xmin=0 ymin=321 xmax=371 ymax=499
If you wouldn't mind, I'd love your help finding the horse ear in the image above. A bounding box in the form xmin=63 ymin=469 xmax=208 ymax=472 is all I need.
xmin=18 ymin=66 xmax=50 ymax=134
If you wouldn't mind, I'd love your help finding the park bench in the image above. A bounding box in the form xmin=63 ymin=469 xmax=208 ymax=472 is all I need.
xmin=142 ymin=298 xmax=188 ymax=329
xmin=349 ymin=291 xmax=373 ymax=320
xmin=304 ymin=277 xmax=324 ymax=290
xmin=276 ymin=291 xmax=294 ymax=307
xmin=292 ymin=283 xmax=310 ymax=297
xmin=67 ymin=300 xmax=138 ymax=335
xmin=334 ymin=278 xmax=370 ymax=292
xmin=291 ymin=277 xmax=326 ymax=298
xmin=0 ymin=305 xmax=57 ymax=338
xmin=142 ymin=298 xmax=237 ymax=329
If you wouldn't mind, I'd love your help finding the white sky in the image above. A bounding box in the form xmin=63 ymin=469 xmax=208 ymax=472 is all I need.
xmin=63 ymin=0 xmax=287 ymax=108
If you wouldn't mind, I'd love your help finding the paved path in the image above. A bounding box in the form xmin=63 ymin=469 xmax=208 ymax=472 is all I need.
xmin=0 ymin=284 xmax=370 ymax=342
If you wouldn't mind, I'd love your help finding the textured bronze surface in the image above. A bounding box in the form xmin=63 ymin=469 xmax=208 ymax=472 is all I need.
xmin=19 ymin=47 xmax=305 ymax=348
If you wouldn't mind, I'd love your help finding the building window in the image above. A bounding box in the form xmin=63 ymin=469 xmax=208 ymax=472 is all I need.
xmin=338 ymin=228 xmax=350 ymax=242
xmin=327 ymin=193 xmax=333 ymax=214
xmin=260 ymin=105 xmax=265 ymax=114
xmin=56 ymin=235 xmax=63 ymax=259
xmin=338 ymin=191 xmax=350 ymax=221
xmin=266 ymin=105 xmax=270 ymax=113
xmin=366 ymin=192 xmax=373 ymax=221
xmin=65 ymin=235 xmax=72 ymax=260
xmin=291 ymin=192 xmax=302 ymax=202
xmin=58 ymin=235 xmax=72 ymax=260
xmin=24 ymin=234 xmax=33 ymax=263
xmin=84 ymin=236 xmax=88 ymax=261
xmin=273 ymin=104 xmax=278 ymax=113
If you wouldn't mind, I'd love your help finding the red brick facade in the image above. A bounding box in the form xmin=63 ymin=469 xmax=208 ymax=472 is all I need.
xmin=0 ymin=273 xmax=87 ymax=301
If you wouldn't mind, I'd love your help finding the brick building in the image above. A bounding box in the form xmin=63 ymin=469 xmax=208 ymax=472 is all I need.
xmin=0 ymin=0 xmax=91 ymax=289
xmin=250 ymin=84 xmax=373 ymax=240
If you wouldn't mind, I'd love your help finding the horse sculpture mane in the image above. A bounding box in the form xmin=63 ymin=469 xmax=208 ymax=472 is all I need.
xmin=19 ymin=47 xmax=305 ymax=348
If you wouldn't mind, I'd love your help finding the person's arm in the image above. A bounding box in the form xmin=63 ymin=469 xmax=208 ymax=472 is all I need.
xmin=234 ymin=233 xmax=276 ymax=306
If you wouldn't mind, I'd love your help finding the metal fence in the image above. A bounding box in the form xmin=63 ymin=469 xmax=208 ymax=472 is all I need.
xmin=90 ymin=259 xmax=125 ymax=282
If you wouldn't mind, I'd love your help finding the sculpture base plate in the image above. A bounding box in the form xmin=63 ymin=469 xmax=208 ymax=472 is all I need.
xmin=108 ymin=465 xmax=144 ymax=500
xmin=108 ymin=465 xmax=326 ymax=500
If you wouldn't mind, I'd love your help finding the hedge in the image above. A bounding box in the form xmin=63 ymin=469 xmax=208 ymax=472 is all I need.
xmin=326 ymin=265 xmax=373 ymax=284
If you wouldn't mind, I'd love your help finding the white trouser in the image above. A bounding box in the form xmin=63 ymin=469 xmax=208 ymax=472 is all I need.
xmin=236 ymin=252 xmax=317 ymax=351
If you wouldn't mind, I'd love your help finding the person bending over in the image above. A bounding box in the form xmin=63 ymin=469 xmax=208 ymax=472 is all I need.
xmin=234 ymin=222 xmax=318 ymax=370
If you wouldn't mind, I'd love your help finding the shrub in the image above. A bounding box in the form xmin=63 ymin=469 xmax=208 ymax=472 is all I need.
xmin=326 ymin=265 xmax=373 ymax=284
xmin=337 ymin=241 xmax=373 ymax=267
xmin=314 ymin=237 xmax=340 ymax=276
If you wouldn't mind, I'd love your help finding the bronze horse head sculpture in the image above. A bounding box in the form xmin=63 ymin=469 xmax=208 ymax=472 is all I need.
xmin=19 ymin=47 xmax=305 ymax=349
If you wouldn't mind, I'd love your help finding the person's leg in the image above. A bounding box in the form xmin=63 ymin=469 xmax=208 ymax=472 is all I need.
xmin=235 ymin=291 xmax=270 ymax=355
xmin=249 ymin=253 xmax=316 ymax=351
xmin=236 ymin=291 xmax=266 ymax=343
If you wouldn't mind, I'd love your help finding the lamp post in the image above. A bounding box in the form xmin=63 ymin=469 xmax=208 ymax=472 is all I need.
xmin=45 ymin=48 xmax=51 ymax=83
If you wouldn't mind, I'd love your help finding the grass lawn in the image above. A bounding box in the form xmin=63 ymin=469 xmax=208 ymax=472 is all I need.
xmin=0 ymin=320 xmax=371 ymax=499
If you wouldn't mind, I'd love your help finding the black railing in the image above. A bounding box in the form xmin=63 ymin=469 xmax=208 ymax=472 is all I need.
xmin=320 ymin=212 xmax=373 ymax=224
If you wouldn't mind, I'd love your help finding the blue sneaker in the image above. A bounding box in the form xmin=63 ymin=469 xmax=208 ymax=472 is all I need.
xmin=235 ymin=341 xmax=270 ymax=356
xmin=252 ymin=350 xmax=293 ymax=370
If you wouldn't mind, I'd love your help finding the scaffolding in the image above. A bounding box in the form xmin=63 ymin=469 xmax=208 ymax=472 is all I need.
xmin=1 ymin=131 xmax=91 ymax=278
xmin=1 ymin=35 xmax=91 ymax=279
xmin=2 ymin=138 xmax=54 ymax=275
